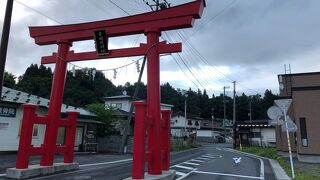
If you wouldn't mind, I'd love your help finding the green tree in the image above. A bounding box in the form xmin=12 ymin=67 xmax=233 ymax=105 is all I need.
xmin=16 ymin=64 xmax=53 ymax=98
xmin=86 ymin=103 xmax=117 ymax=135
xmin=3 ymin=71 xmax=16 ymax=88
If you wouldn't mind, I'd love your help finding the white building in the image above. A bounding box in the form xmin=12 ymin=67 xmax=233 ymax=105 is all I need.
xmin=170 ymin=113 xmax=200 ymax=137
xmin=0 ymin=87 xmax=100 ymax=152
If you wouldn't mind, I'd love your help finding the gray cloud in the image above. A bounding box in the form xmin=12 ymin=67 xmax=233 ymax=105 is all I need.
xmin=1 ymin=0 xmax=320 ymax=95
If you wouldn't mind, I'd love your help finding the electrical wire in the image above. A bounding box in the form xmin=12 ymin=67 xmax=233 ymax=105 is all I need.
xmin=15 ymin=0 xmax=63 ymax=24
xmin=108 ymin=0 xmax=131 ymax=15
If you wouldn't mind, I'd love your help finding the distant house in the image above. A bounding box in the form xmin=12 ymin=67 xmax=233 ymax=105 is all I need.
xmin=103 ymin=91 xmax=174 ymax=135
xmin=170 ymin=112 xmax=201 ymax=137
xmin=277 ymin=72 xmax=320 ymax=163
xmin=236 ymin=120 xmax=276 ymax=147
xmin=0 ymin=87 xmax=101 ymax=152
xmin=170 ymin=112 xmax=231 ymax=143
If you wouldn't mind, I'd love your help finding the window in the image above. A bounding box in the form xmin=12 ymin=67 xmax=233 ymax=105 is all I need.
xmin=111 ymin=103 xmax=122 ymax=109
xmin=195 ymin=121 xmax=199 ymax=126
xmin=250 ymin=132 xmax=261 ymax=138
xmin=188 ymin=120 xmax=192 ymax=125
xmin=203 ymin=123 xmax=209 ymax=126
xmin=300 ymin=118 xmax=308 ymax=147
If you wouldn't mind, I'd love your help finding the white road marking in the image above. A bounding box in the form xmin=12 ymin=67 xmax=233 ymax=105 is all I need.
xmin=79 ymin=158 xmax=132 ymax=167
xmin=216 ymin=147 xmax=222 ymax=150
xmin=0 ymin=173 xmax=6 ymax=177
xmin=175 ymin=171 xmax=187 ymax=176
xmin=196 ymin=157 xmax=211 ymax=161
xmin=173 ymin=165 xmax=195 ymax=170
xmin=189 ymin=159 xmax=204 ymax=163
xmin=201 ymin=155 xmax=215 ymax=159
xmin=193 ymin=170 xmax=264 ymax=179
xmin=183 ymin=162 xmax=200 ymax=166
xmin=224 ymin=148 xmax=265 ymax=180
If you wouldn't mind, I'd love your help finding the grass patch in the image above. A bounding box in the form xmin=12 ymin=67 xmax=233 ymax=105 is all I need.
xmin=240 ymin=147 xmax=320 ymax=180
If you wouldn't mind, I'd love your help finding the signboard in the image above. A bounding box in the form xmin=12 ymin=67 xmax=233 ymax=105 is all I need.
xmin=93 ymin=30 xmax=109 ymax=55
xmin=282 ymin=116 xmax=297 ymax=132
xmin=267 ymin=106 xmax=283 ymax=120
xmin=0 ymin=106 xmax=16 ymax=117
xmin=274 ymin=99 xmax=292 ymax=113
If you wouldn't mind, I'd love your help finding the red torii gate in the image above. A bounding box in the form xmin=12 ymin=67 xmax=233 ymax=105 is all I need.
xmin=16 ymin=0 xmax=205 ymax=178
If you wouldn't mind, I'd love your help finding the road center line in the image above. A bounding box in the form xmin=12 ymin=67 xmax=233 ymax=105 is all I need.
xmin=193 ymin=170 xmax=264 ymax=179
xmin=79 ymin=158 xmax=132 ymax=167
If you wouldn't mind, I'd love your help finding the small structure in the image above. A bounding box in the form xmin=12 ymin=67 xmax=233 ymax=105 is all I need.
xmin=0 ymin=87 xmax=100 ymax=152
xmin=277 ymin=71 xmax=320 ymax=163
xmin=236 ymin=120 xmax=276 ymax=147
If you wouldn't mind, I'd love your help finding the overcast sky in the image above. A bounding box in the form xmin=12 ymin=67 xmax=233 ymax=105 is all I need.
xmin=1 ymin=0 xmax=320 ymax=97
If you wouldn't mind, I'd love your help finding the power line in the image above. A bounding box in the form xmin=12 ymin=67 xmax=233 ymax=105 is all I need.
xmin=108 ymin=0 xmax=131 ymax=15
xmin=191 ymin=0 xmax=237 ymax=36
xmin=15 ymin=0 xmax=63 ymax=25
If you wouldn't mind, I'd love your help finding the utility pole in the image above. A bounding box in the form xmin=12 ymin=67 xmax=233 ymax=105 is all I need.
xmin=249 ymin=99 xmax=252 ymax=123
xmin=0 ymin=0 xmax=14 ymax=98
xmin=212 ymin=108 xmax=215 ymax=143
xmin=232 ymin=81 xmax=236 ymax=149
xmin=184 ymin=94 xmax=187 ymax=136
xmin=223 ymin=86 xmax=229 ymax=139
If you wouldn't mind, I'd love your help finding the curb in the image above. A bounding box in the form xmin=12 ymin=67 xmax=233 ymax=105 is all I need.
xmin=225 ymin=148 xmax=291 ymax=180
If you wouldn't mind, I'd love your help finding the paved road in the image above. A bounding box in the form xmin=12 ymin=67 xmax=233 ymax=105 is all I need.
xmin=0 ymin=144 xmax=276 ymax=180
xmin=171 ymin=144 xmax=275 ymax=180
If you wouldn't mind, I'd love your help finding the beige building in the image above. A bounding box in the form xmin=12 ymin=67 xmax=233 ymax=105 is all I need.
xmin=277 ymin=72 xmax=320 ymax=163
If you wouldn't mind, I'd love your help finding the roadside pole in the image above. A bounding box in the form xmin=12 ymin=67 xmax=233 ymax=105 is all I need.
xmin=284 ymin=111 xmax=295 ymax=179
xmin=0 ymin=0 xmax=14 ymax=97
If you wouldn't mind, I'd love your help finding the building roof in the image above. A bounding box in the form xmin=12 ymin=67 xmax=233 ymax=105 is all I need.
xmin=237 ymin=119 xmax=272 ymax=127
xmin=103 ymin=94 xmax=132 ymax=100
xmin=278 ymin=71 xmax=320 ymax=77
xmin=104 ymin=94 xmax=174 ymax=107
xmin=1 ymin=87 xmax=95 ymax=117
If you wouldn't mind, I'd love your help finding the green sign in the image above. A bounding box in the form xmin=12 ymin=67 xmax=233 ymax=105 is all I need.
xmin=93 ymin=30 xmax=109 ymax=55
xmin=0 ymin=106 xmax=16 ymax=117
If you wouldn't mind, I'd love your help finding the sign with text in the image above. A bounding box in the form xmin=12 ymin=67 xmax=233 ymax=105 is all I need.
xmin=0 ymin=106 xmax=16 ymax=117
xmin=93 ymin=30 xmax=109 ymax=55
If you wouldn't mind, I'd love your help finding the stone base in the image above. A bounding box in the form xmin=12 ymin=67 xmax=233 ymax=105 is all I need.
xmin=6 ymin=162 xmax=79 ymax=179
xmin=124 ymin=170 xmax=176 ymax=180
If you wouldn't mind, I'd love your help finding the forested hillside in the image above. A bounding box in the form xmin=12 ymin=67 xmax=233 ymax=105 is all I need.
xmin=4 ymin=64 xmax=278 ymax=121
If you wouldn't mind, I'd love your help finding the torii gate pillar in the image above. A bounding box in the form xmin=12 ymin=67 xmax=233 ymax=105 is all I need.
xmin=145 ymin=29 xmax=162 ymax=174
xmin=40 ymin=40 xmax=71 ymax=165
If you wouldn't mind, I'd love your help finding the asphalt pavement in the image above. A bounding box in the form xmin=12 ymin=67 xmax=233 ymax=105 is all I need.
xmin=0 ymin=144 xmax=276 ymax=180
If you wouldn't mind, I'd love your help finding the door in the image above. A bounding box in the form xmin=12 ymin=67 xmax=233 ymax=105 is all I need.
xmin=75 ymin=127 xmax=84 ymax=151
